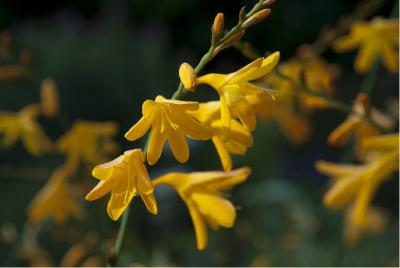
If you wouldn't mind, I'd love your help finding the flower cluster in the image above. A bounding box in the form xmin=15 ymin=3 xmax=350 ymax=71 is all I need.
xmin=86 ymin=0 xmax=277 ymax=251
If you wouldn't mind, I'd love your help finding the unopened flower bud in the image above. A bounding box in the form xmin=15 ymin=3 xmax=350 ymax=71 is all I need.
xmin=179 ymin=63 xmax=197 ymax=92
xmin=239 ymin=7 xmax=247 ymax=22
xmin=40 ymin=78 xmax=59 ymax=118
xmin=262 ymin=0 xmax=276 ymax=6
xmin=212 ymin=13 xmax=224 ymax=44
xmin=216 ymin=30 xmax=245 ymax=54
xmin=242 ymin=9 xmax=271 ymax=29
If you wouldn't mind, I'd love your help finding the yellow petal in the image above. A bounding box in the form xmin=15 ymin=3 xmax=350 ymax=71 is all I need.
xmin=316 ymin=161 xmax=363 ymax=178
xmin=327 ymin=117 xmax=360 ymax=146
xmin=186 ymin=199 xmax=208 ymax=250
xmin=361 ymin=134 xmax=399 ymax=151
xmin=246 ymin=52 xmax=280 ymax=81
xmin=92 ymin=155 xmax=124 ymax=180
xmin=197 ymin=73 xmax=228 ymax=90
xmin=354 ymin=45 xmax=378 ymax=73
xmin=333 ymin=34 xmax=361 ymax=52
xmin=352 ymin=181 xmax=376 ymax=227
xmin=190 ymin=167 xmax=251 ymax=190
xmin=323 ymin=174 xmax=363 ymax=208
xmin=228 ymin=58 xmax=263 ymax=83
xmin=191 ymin=192 xmax=236 ymax=228
xmin=220 ymin=95 xmax=231 ymax=139
xmin=172 ymin=110 xmax=212 ymax=140
xmin=125 ymin=116 xmax=152 ymax=141
xmin=140 ymin=193 xmax=158 ymax=215
xmin=147 ymin=118 xmax=166 ymax=165
xmin=212 ymin=136 xmax=232 ymax=171
xmin=85 ymin=179 xmax=113 ymax=201
xmin=167 ymin=127 xmax=189 ymax=163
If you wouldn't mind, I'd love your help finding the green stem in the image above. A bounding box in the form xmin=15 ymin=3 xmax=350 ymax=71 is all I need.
xmin=108 ymin=206 xmax=130 ymax=266
xmin=360 ymin=58 xmax=380 ymax=95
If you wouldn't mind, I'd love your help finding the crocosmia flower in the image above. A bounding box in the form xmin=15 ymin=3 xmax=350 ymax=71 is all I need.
xmin=86 ymin=149 xmax=157 ymax=221
xmin=153 ymin=167 xmax=251 ymax=250
xmin=197 ymin=52 xmax=280 ymax=135
xmin=125 ymin=95 xmax=212 ymax=165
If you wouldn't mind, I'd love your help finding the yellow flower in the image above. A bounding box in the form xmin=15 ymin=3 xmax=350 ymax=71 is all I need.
xmin=190 ymin=101 xmax=253 ymax=171
xmin=86 ymin=149 xmax=157 ymax=221
xmin=197 ymin=52 xmax=280 ymax=135
xmin=57 ymin=120 xmax=118 ymax=164
xmin=28 ymin=166 xmax=84 ymax=224
xmin=125 ymin=95 xmax=212 ymax=165
xmin=316 ymin=134 xmax=398 ymax=226
xmin=333 ymin=18 xmax=399 ymax=73
xmin=0 ymin=104 xmax=52 ymax=155
xmin=153 ymin=167 xmax=251 ymax=250
xmin=328 ymin=93 xmax=378 ymax=146
xmin=344 ymin=205 xmax=387 ymax=246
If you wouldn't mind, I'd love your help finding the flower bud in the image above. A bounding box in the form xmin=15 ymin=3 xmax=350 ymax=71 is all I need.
xmin=40 ymin=78 xmax=59 ymax=118
xmin=242 ymin=9 xmax=271 ymax=29
xmin=216 ymin=30 xmax=245 ymax=54
xmin=179 ymin=63 xmax=197 ymax=92
xmin=262 ymin=0 xmax=276 ymax=6
xmin=212 ymin=13 xmax=224 ymax=44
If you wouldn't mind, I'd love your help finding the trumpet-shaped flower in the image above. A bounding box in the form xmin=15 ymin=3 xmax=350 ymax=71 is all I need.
xmin=153 ymin=167 xmax=251 ymax=250
xmin=333 ymin=18 xmax=399 ymax=73
xmin=197 ymin=52 xmax=280 ymax=135
xmin=57 ymin=120 xmax=118 ymax=164
xmin=0 ymin=104 xmax=52 ymax=155
xmin=190 ymin=101 xmax=253 ymax=171
xmin=125 ymin=96 xmax=212 ymax=165
xmin=86 ymin=149 xmax=157 ymax=221
xmin=316 ymin=134 xmax=398 ymax=226
xmin=28 ymin=166 xmax=84 ymax=224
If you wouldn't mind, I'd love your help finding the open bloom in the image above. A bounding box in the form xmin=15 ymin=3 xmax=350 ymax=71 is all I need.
xmin=28 ymin=166 xmax=84 ymax=224
xmin=197 ymin=52 xmax=280 ymax=135
xmin=57 ymin=120 xmax=118 ymax=164
xmin=0 ymin=104 xmax=52 ymax=155
xmin=125 ymin=96 xmax=212 ymax=165
xmin=316 ymin=134 xmax=399 ymax=226
xmin=86 ymin=149 xmax=157 ymax=221
xmin=190 ymin=101 xmax=253 ymax=171
xmin=333 ymin=18 xmax=399 ymax=73
xmin=153 ymin=167 xmax=251 ymax=250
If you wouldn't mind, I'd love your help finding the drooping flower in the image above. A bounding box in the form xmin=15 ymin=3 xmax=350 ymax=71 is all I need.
xmin=0 ymin=104 xmax=52 ymax=155
xmin=125 ymin=96 xmax=212 ymax=165
xmin=86 ymin=149 xmax=157 ymax=221
xmin=153 ymin=167 xmax=251 ymax=250
xmin=56 ymin=120 xmax=118 ymax=164
xmin=333 ymin=18 xmax=399 ymax=73
xmin=197 ymin=52 xmax=280 ymax=135
xmin=190 ymin=101 xmax=253 ymax=171
xmin=28 ymin=166 xmax=84 ymax=224
xmin=316 ymin=134 xmax=399 ymax=226
xmin=40 ymin=78 xmax=59 ymax=119
xmin=328 ymin=93 xmax=394 ymax=147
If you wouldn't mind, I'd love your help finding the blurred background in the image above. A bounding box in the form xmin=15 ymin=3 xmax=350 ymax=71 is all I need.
xmin=0 ymin=0 xmax=398 ymax=266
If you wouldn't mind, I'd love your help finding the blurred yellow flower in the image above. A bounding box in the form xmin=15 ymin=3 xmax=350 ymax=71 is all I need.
xmin=86 ymin=149 xmax=157 ymax=221
xmin=57 ymin=120 xmax=118 ymax=164
xmin=190 ymin=101 xmax=253 ymax=171
xmin=0 ymin=104 xmax=52 ymax=156
xmin=327 ymin=93 xmax=394 ymax=147
xmin=28 ymin=166 xmax=84 ymax=224
xmin=344 ymin=205 xmax=387 ymax=246
xmin=153 ymin=167 xmax=251 ymax=250
xmin=333 ymin=18 xmax=399 ymax=73
xmin=316 ymin=134 xmax=399 ymax=226
xmin=125 ymin=95 xmax=212 ymax=165
xmin=197 ymin=52 xmax=280 ymax=135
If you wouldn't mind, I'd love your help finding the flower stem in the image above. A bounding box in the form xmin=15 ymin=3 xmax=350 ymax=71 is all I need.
xmin=107 ymin=206 xmax=130 ymax=267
